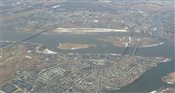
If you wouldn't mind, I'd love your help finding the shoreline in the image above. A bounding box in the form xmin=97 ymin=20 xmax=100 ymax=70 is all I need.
xmin=161 ymin=72 xmax=175 ymax=85
xmin=139 ymin=42 xmax=165 ymax=48
xmin=0 ymin=41 xmax=173 ymax=93
xmin=0 ymin=40 xmax=43 ymax=47
xmin=97 ymin=36 xmax=164 ymax=48
xmin=116 ymin=59 xmax=173 ymax=93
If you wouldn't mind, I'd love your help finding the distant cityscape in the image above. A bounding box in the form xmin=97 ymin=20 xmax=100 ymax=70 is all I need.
xmin=0 ymin=0 xmax=174 ymax=93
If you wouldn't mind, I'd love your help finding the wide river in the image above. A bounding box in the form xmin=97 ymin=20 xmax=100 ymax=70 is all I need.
xmin=1 ymin=30 xmax=174 ymax=93
xmin=1 ymin=1 xmax=174 ymax=92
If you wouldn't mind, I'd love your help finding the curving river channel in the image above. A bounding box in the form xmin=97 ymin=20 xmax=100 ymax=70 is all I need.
xmin=1 ymin=31 xmax=174 ymax=93
xmin=1 ymin=10 xmax=174 ymax=93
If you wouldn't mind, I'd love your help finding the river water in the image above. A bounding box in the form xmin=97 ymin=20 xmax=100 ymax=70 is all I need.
xmin=1 ymin=30 xmax=174 ymax=93
xmin=1 ymin=1 xmax=174 ymax=92
xmin=115 ymin=60 xmax=175 ymax=93
xmin=1 ymin=30 xmax=174 ymax=58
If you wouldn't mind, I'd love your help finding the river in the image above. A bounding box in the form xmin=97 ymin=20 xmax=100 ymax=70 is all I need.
xmin=115 ymin=60 xmax=175 ymax=93
xmin=1 ymin=30 xmax=174 ymax=58
xmin=1 ymin=30 xmax=174 ymax=93
xmin=1 ymin=1 xmax=174 ymax=92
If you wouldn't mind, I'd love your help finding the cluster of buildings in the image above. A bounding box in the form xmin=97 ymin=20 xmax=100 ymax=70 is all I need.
xmin=2 ymin=0 xmax=160 ymax=35
xmin=38 ymin=65 xmax=66 ymax=83
xmin=0 ymin=41 xmax=170 ymax=93
xmin=1 ymin=79 xmax=32 ymax=93
xmin=1 ymin=0 xmax=173 ymax=93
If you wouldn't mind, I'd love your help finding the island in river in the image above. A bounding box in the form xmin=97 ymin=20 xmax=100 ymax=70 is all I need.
xmin=99 ymin=36 xmax=164 ymax=47
xmin=149 ymin=72 xmax=175 ymax=93
xmin=161 ymin=72 xmax=175 ymax=85
xmin=57 ymin=43 xmax=96 ymax=50
xmin=150 ymin=88 xmax=175 ymax=93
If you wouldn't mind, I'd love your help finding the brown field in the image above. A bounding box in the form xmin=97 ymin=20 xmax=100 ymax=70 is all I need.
xmin=58 ymin=43 xmax=96 ymax=50
xmin=0 ymin=45 xmax=39 ymax=84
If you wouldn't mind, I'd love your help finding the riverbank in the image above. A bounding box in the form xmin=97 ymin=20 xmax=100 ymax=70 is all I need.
xmin=98 ymin=36 xmax=164 ymax=48
xmin=150 ymin=88 xmax=175 ymax=93
xmin=116 ymin=60 xmax=175 ymax=93
xmin=139 ymin=42 xmax=165 ymax=48
xmin=1 ymin=30 xmax=174 ymax=58
xmin=1 ymin=41 xmax=173 ymax=93
xmin=161 ymin=72 xmax=175 ymax=85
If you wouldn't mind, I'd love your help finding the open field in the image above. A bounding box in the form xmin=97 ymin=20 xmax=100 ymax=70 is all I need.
xmin=58 ymin=43 xmax=96 ymax=50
